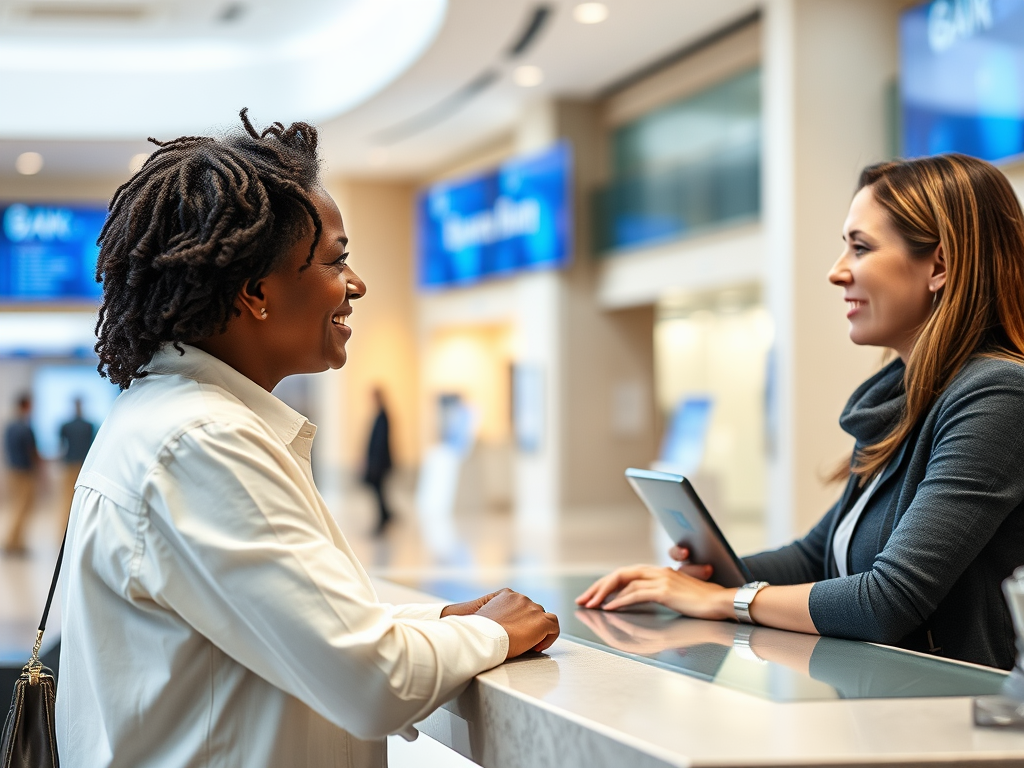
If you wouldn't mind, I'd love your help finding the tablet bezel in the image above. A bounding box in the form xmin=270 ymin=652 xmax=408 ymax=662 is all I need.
xmin=626 ymin=467 xmax=754 ymax=588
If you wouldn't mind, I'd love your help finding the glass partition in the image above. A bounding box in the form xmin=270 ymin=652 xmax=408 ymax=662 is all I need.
xmin=594 ymin=68 xmax=761 ymax=254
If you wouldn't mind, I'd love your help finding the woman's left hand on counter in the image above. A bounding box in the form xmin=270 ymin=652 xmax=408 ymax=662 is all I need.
xmin=575 ymin=565 xmax=735 ymax=620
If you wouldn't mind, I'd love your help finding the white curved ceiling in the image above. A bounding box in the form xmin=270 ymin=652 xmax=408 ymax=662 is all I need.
xmin=317 ymin=0 xmax=760 ymax=178
xmin=0 ymin=0 xmax=447 ymax=138
xmin=0 ymin=0 xmax=761 ymax=179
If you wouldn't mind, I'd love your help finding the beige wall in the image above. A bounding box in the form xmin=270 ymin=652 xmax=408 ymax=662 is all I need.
xmin=423 ymin=134 xmax=516 ymax=185
xmin=763 ymin=0 xmax=900 ymax=540
xmin=603 ymin=19 xmax=762 ymax=128
xmin=421 ymin=324 xmax=514 ymax=446
xmin=560 ymin=299 xmax=659 ymax=506
xmin=1003 ymin=159 xmax=1024 ymax=204
xmin=0 ymin=175 xmax=121 ymax=203
xmin=546 ymin=100 xmax=660 ymax=507
xmin=324 ymin=178 xmax=420 ymax=471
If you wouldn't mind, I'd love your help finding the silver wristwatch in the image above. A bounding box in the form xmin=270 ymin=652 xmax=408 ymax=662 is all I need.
xmin=733 ymin=581 xmax=770 ymax=624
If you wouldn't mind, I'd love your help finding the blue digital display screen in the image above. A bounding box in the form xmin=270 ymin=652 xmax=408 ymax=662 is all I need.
xmin=0 ymin=202 xmax=106 ymax=302
xmin=901 ymin=0 xmax=1024 ymax=162
xmin=418 ymin=142 xmax=572 ymax=289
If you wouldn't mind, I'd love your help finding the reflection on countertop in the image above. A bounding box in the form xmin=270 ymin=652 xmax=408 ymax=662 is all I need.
xmin=387 ymin=572 xmax=1006 ymax=703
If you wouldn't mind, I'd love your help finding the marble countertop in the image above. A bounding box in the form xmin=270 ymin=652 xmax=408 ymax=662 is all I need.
xmin=374 ymin=575 xmax=1024 ymax=768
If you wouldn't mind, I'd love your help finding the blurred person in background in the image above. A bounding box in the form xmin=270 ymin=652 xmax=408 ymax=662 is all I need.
xmin=57 ymin=397 xmax=96 ymax=532
xmin=57 ymin=109 xmax=558 ymax=768
xmin=580 ymin=153 xmax=1024 ymax=670
xmin=3 ymin=392 xmax=39 ymax=555
xmin=363 ymin=386 xmax=394 ymax=535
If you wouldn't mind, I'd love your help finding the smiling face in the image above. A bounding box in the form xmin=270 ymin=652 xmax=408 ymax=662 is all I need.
xmin=257 ymin=187 xmax=365 ymax=376
xmin=829 ymin=185 xmax=945 ymax=361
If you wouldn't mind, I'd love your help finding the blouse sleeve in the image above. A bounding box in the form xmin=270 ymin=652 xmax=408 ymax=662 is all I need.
xmin=134 ymin=421 xmax=508 ymax=740
xmin=808 ymin=366 xmax=1024 ymax=644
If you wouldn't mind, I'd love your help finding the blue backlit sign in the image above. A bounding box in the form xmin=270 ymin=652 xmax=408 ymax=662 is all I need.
xmin=901 ymin=0 xmax=1024 ymax=162
xmin=418 ymin=142 xmax=572 ymax=289
xmin=0 ymin=202 xmax=106 ymax=302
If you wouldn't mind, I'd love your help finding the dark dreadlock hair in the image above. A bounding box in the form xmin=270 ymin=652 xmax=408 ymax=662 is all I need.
xmin=94 ymin=108 xmax=323 ymax=389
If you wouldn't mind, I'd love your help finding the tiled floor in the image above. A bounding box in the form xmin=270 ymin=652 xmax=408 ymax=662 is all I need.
xmin=0 ymin=479 xmax=64 ymax=667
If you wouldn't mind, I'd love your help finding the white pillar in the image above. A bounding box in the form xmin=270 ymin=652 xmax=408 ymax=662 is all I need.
xmin=761 ymin=0 xmax=899 ymax=543
xmin=512 ymin=272 xmax=563 ymax=559
xmin=511 ymin=102 xmax=564 ymax=560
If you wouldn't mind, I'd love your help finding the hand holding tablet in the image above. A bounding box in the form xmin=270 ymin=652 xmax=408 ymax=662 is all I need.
xmin=575 ymin=468 xmax=753 ymax=615
xmin=624 ymin=468 xmax=752 ymax=588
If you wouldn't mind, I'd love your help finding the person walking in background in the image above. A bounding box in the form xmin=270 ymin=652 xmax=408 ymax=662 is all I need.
xmin=58 ymin=398 xmax=96 ymax=532
xmin=3 ymin=393 xmax=39 ymax=554
xmin=364 ymin=387 xmax=394 ymax=535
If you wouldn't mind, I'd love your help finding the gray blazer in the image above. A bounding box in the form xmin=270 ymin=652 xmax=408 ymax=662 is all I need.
xmin=745 ymin=356 xmax=1024 ymax=669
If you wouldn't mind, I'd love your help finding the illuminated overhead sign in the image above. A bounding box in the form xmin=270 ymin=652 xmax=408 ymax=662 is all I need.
xmin=901 ymin=0 xmax=1024 ymax=162
xmin=0 ymin=203 xmax=106 ymax=302
xmin=417 ymin=142 xmax=572 ymax=289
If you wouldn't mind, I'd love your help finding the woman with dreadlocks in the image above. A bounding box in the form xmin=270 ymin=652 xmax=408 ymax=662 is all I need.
xmin=56 ymin=110 xmax=559 ymax=768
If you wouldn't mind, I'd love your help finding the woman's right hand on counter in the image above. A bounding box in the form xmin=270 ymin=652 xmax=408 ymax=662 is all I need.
xmin=475 ymin=589 xmax=560 ymax=659
xmin=575 ymin=564 xmax=734 ymax=618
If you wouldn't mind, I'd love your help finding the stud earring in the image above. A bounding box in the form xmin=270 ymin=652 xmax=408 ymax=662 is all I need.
xmin=260 ymin=307 xmax=267 ymax=319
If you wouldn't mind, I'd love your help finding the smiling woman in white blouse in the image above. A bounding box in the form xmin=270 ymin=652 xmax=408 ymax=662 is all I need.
xmin=55 ymin=110 xmax=559 ymax=768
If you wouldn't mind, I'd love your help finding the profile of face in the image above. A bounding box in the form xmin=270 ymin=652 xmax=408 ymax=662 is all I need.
xmin=251 ymin=188 xmax=366 ymax=376
xmin=828 ymin=185 xmax=946 ymax=361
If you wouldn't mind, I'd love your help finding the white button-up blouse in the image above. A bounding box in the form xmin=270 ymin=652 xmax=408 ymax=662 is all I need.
xmin=56 ymin=344 xmax=508 ymax=768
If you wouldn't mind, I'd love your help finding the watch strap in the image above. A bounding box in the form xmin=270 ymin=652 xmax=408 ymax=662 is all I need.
xmin=733 ymin=581 xmax=769 ymax=624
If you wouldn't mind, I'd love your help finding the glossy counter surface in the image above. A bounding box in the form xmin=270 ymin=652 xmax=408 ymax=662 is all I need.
xmin=374 ymin=574 xmax=1024 ymax=768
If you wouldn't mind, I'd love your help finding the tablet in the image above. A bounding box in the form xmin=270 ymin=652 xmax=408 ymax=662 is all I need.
xmin=626 ymin=467 xmax=753 ymax=588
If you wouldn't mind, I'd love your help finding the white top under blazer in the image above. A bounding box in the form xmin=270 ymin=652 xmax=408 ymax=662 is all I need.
xmin=56 ymin=344 xmax=507 ymax=768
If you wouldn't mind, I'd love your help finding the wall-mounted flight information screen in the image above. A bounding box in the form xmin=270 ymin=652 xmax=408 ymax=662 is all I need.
xmin=417 ymin=142 xmax=572 ymax=289
xmin=901 ymin=0 xmax=1024 ymax=162
xmin=0 ymin=202 xmax=106 ymax=302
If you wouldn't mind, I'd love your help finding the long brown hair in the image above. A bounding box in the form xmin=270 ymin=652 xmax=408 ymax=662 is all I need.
xmin=846 ymin=154 xmax=1024 ymax=481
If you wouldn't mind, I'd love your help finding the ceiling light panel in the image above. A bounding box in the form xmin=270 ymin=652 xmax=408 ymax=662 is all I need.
xmin=0 ymin=0 xmax=447 ymax=138
xmin=513 ymin=65 xmax=544 ymax=88
xmin=15 ymin=151 xmax=43 ymax=175
xmin=573 ymin=3 xmax=609 ymax=25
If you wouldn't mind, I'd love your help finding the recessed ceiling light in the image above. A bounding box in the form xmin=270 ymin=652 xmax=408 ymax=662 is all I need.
xmin=15 ymin=152 xmax=43 ymax=175
xmin=129 ymin=153 xmax=149 ymax=173
xmin=573 ymin=2 xmax=609 ymax=24
xmin=513 ymin=65 xmax=544 ymax=88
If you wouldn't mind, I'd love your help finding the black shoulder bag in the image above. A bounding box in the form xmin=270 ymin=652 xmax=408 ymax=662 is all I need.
xmin=1 ymin=533 xmax=66 ymax=768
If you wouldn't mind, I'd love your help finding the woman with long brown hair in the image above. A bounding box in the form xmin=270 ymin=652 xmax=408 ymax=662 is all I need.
xmin=578 ymin=153 xmax=1024 ymax=669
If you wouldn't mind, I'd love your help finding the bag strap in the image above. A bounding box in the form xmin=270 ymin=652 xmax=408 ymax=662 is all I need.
xmin=26 ymin=529 xmax=67 ymax=682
